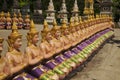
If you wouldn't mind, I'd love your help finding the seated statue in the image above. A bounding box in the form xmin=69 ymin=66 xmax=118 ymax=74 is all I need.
xmin=39 ymin=20 xmax=55 ymax=59
xmin=51 ymin=19 xmax=64 ymax=53
xmin=0 ymin=38 xmax=10 ymax=80
xmin=59 ymin=19 xmax=72 ymax=50
xmin=6 ymin=12 xmax=12 ymax=29
xmin=18 ymin=13 xmax=23 ymax=29
xmin=6 ymin=22 xmax=28 ymax=74
xmin=24 ymin=14 xmax=30 ymax=29
xmin=69 ymin=17 xmax=80 ymax=46
xmin=25 ymin=20 xmax=43 ymax=65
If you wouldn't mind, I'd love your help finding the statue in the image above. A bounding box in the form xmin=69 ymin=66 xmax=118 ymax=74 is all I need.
xmin=0 ymin=12 xmax=6 ymax=29
xmin=6 ymin=12 xmax=12 ymax=29
xmin=0 ymin=38 xmax=10 ymax=80
xmin=24 ymin=14 xmax=30 ymax=29
xmin=18 ymin=13 xmax=23 ymax=29
xmin=39 ymin=20 xmax=55 ymax=59
xmin=51 ymin=19 xmax=64 ymax=53
xmin=12 ymin=13 xmax=19 ymax=27
xmin=6 ymin=22 xmax=28 ymax=74
xmin=25 ymin=20 xmax=43 ymax=65
xmin=68 ymin=17 xmax=78 ymax=46
xmin=60 ymin=19 xmax=71 ymax=49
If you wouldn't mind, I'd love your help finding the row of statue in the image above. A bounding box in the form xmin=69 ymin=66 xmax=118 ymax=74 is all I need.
xmin=0 ymin=12 xmax=30 ymax=29
xmin=0 ymin=14 xmax=114 ymax=80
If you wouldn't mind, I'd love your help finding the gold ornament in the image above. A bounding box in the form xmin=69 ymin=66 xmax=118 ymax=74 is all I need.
xmin=61 ymin=19 xmax=67 ymax=29
xmin=13 ymin=13 xmax=17 ymax=17
xmin=1 ymin=11 xmax=4 ymax=17
xmin=52 ymin=19 xmax=59 ymax=30
xmin=74 ymin=17 xmax=79 ymax=26
xmin=6 ymin=12 xmax=10 ymax=17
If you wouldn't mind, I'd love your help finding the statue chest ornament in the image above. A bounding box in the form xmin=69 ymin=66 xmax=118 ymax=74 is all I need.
xmin=44 ymin=41 xmax=53 ymax=54
xmin=61 ymin=36 xmax=69 ymax=45
xmin=8 ymin=51 xmax=24 ymax=66
xmin=29 ymin=46 xmax=40 ymax=59
xmin=53 ymin=39 xmax=62 ymax=49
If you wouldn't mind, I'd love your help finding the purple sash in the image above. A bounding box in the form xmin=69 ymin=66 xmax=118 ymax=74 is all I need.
xmin=31 ymin=67 xmax=44 ymax=78
xmin=55 ymin=55 xmax=64 ymax=63
xmin=14 ymin=76 xmax=24 ymax=80
xmin=25 ymin=73 xmax=36 ymax=80
xmin=71 ymin=48 xmax=80 ymax=54
xmin=45 ymin=61 xmax=56 ymax=69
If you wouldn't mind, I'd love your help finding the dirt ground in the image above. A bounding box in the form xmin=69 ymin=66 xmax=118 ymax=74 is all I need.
xmin=71 ymin=29 xmax=120 ymax=80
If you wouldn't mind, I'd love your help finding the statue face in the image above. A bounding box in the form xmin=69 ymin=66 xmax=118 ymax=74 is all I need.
xmin=71 ymin=28 xmax=75 ymax=33
xmin=46 ymin=32 xmax=52 ymax=40
xmin=55 ymin=30 xmax=61 ymax=38
xmin=32 ymin=34 xmax=39 ymax=44
xmin=13 ymin=38 xmax=22 ymax=49
xmin=0 ymin=43 xmax=3 ymax=53
xmin=64 ymin=29 xmax=69 ymax=35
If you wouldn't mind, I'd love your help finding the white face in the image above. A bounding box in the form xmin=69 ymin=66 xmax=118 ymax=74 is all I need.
xmin=13 ymin=38 xmax=22 ymax=49
xmin=0 ymin=43 xmax=3 ymax=53
xmin=32 ymin=34 xmax=39 ymax=44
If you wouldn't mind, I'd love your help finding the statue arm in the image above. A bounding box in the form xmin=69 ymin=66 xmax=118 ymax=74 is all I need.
xmin=64 ymin=36 xmax=71 ymax=49
xmin=5 ymin=53 xmax=25 ymax=74
xmin=39 ymin=43 xmax=52 ymax=59
xmin=25 ymin=48 xmax=41 ymax=65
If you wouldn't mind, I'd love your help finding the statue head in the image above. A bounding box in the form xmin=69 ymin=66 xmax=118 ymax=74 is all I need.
xmin=74 ymin=17 xmax=80 ymax=31
xmin=52 ymin=19 xmax=61 ymax=38
xmin=6 ymin=12 xmax=11 ymax=17
xmin=61 ymin=19 xmax=69 ymax=35
xmin=27 ymin=20 xmax=39 ymax=46
xmin=41 ymin=20 xmax=52 ymax=41
xmin=0 ymin=38 xmax=4 ymax=53
xmin=13 ymin=13 xmax=17 ymax=17
xmin=69 ymin=17 xmax=75 ymax=33
xmin=25 ymin=14 xmax=30 ymax=19
xmin=1 ymin=11 xmax=4 ymax=17
xmin=18 ymin=12 xmax=22 ymax=18
xmin=7 ymin=22 xmax=22 ymax=52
